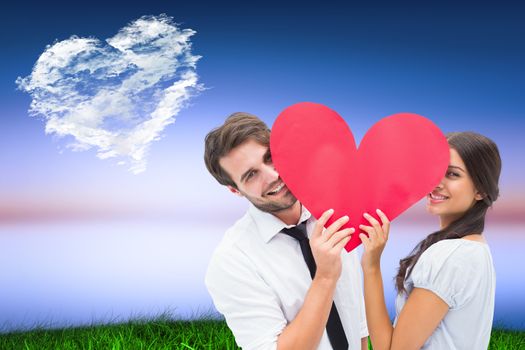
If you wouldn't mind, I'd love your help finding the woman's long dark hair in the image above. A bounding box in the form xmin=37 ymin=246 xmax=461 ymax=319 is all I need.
xmin=395 ymin=132 xmax=502 ymax=293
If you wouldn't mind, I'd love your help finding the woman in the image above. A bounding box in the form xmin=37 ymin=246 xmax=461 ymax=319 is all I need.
xmin=359 ymin=132 xmax=501 ymax=350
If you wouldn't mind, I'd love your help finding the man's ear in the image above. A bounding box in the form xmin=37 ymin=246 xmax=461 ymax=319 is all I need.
xmin=227 ymin=185 xmax=243 ymax=197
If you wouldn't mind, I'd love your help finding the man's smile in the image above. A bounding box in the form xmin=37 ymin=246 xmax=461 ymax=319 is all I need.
xmin=266 ymin=181 xmax=286 ymax=196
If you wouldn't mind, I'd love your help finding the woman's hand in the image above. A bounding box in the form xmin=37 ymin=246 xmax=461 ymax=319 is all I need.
xmin=359 ymin=209 xmax=390 ymax=273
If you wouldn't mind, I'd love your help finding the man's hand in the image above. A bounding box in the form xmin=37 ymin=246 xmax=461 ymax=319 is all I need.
xmin=277 ymin=209 xmax=354 ymax=350
xmin=310 ymin=209 xmax=354 ymax=282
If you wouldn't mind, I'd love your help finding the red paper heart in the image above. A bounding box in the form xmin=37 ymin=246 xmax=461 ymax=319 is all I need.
xmin=270 ymin=102 xmax=449 ymax=252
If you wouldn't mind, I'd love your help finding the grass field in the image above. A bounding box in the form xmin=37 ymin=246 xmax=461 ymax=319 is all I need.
xmin=0 ymin=319 xmax=523 ymax=349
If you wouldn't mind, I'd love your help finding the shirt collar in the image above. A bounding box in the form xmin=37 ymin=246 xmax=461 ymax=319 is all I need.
xmin=248 ymin=203 xmax=312 ymax=243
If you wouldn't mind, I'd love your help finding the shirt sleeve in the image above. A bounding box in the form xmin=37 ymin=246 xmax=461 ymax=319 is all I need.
xmin=351 ymin=250 xmax=369 ymax=338
xmin=205 ymin=246 xmax=287 ymax=350
xmin=410 ymin=242 xmax=480 ymax=309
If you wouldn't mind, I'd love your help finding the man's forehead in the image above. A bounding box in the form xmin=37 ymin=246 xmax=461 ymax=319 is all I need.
xmin=219 ymin=141 xmax=268 ymax=176
xmin=230 ymin=140 xmax=268 ymax=160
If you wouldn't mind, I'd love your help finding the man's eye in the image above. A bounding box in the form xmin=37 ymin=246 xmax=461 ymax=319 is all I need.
xmin=246 ymin=171 xmax=255 ymax=180
xmin=264 ymin=152 xmax=272 ymax=163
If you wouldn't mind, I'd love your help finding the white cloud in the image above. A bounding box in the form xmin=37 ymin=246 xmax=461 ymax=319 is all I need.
xmin=16 ymin=14 xmax=203 ymax=174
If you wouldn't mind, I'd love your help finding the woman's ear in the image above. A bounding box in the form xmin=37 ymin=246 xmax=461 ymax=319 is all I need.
xmin=474 ymin=191 xmax=485 ymax=201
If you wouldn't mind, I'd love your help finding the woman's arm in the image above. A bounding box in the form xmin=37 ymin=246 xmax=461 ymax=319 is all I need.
xmin=362 ymin=265 xmax=393 ymax=349
xmin=390 ymin=288 xmax=448 ymax=350
xmin=359 ymin=210 xmax=449 ymax=350
xmin=359 ymin=210 xmax=394 ymax=350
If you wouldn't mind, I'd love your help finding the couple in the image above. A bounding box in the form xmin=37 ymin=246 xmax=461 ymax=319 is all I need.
xmin=204 ymin=112 xmax=501 ymax=350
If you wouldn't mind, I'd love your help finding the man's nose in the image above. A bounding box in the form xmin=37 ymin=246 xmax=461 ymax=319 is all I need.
xmin=262 ymin=163 xmax=279 ymax=182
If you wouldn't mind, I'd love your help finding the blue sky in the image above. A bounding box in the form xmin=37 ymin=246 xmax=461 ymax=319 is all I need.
xmin=2 ymin=1 xmax=523 ymax=220
xmin=1 ymin=1 xmax=524 ymax=330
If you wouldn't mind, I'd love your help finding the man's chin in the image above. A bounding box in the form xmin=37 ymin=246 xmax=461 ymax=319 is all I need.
xmin=253 ymin=196 xmax=298 ymax=214
xmin=271 ymin=197 xmax=298 ymax=213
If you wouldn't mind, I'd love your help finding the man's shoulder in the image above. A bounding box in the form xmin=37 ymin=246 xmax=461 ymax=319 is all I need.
xmin=216 ymin=210 xmax=258 ymax=251
xmin=205 ymin=210 xmax=259 ymax=286
xmin=206 ymin=210 xmax=261 ymax=269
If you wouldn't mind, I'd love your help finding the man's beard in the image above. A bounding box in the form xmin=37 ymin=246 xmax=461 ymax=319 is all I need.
xmin=243 ymin=189 xmax=298 ymax=214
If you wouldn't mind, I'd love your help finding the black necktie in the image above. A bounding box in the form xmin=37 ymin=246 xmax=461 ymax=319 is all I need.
xmin=281 ymin=222 xmax=349 ymax=350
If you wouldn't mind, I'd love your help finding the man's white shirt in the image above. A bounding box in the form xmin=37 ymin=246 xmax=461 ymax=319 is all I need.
xmin=205 ymin=204 xmax=368 ymax=350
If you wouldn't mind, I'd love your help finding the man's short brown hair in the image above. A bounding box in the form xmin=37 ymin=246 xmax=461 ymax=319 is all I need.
xmin=204 ymin=112 xmax=270 ymax=189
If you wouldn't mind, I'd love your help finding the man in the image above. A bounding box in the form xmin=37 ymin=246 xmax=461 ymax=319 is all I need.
xmin=204 ymin=112 xmax=368 ymax=349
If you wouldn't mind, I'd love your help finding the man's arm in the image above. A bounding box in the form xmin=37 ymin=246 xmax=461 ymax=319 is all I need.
xmin=277 ymin=276 xmax=338 ymax=349
xmin=206 ymin=246 xmax=288 ymax=349
xmin=277 ymin=209 xmax=353 ymax=350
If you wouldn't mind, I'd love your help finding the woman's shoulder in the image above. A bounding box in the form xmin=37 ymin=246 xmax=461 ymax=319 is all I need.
xmin=424 ymin=238 xmax=490 ymax=260
xmin=415 ymin=239 xmax=492 ymax=278
xmin=411 ymin=239 xmax=493 ymax=308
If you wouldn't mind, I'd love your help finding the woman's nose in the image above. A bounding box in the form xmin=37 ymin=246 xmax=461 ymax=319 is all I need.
xmin=435 ymin=178 xmax=445 ymax=189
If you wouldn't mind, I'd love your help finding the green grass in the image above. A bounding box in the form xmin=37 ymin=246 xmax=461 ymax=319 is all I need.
xmin=0 ymin=318 xmax=239 ymax=350
xmin=487 ymin=329 xmax=525 ymax=350
xmin=0 ymin=319 xmax=523 ymax=349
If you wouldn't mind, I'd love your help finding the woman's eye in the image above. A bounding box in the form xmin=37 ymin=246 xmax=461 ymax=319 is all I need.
xmin=447 ymin=171 xmax=459 ymax=177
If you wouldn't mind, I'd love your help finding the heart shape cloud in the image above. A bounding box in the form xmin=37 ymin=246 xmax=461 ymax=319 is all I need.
xmin=16 ymin=14 xmax=203 ymax=174
xmin=270 ymin=102 xmax=449 ymax=251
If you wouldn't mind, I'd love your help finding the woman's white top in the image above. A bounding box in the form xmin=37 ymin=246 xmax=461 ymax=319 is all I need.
xmin=395 ymin=239 xmax=496 ymax=349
